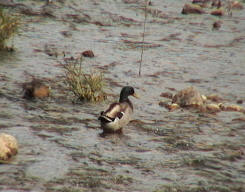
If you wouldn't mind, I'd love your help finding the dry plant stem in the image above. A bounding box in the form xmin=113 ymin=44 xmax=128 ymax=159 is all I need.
xmin=139 ymin=0 xmax=148 ymax=76
xmin=0 ymin=9 xmax=19 ymax=50
xmin=63 ymin=58 xmax=106 ymax=102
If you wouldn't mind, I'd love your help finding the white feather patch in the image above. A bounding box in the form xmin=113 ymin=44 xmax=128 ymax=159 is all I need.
xmin=101 ymin=115 xmax=113 ymax=122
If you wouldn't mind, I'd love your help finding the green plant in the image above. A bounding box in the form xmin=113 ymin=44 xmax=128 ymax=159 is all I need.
xmin=113 ymin=174 xmax=133 ymax=184
xmin=63 ymin=57 xmax=107 ymax=102
xmin=0 ymin=8 xmax=19 ymax=50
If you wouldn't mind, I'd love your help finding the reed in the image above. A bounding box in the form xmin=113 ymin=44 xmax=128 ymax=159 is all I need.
xmin=139 ymin=0 xmax=148 ymax=76
xmin=0 ymin=9 xmax=19 ymax=51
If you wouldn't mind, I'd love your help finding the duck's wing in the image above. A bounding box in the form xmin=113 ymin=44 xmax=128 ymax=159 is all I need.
xmin=98 ymin=103 xmax=125 ymax=123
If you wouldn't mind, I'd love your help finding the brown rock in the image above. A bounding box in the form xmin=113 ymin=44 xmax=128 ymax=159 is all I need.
xmin=237 ymin=99 xmax=243 ymax=104
xmin=192 ymin=0 xmax=210 ymax=3
xmin=213 ymin=21 xmax=222 ymax=29
xmin=0 ymin=133 xmax=18 ymax=161
xmin=210 ymin=9 xmax=224 ymax=16
xmin=192 ymin=0 xmax=211 ymax=8
xmin=232 ymin=117 xmax=245 ymax=122
xmin=211 ymin=0 xmax=222 ymax=8
xmin=182 ymin=4 xmax=205 ymax=14
xmin=159 ymin=101 xmax=180 ymax=111
xmin=168 ymin=103 xmax=180 ymax=111
xmin=159 ymin=101 xmax=168 ymax=108
xmin=231 ymin=1 xmax=243 ymax=9
xmin=206 ymin=94 xmax=223 ymax=102
xmin=225 ymin=104 xmax=244 ymax=112
xmin=219 ymin=104 xmax=244 ymax=112
xmin=160 ymin=92 xmax=173 ymax=99
xmin=82 ymin=50 xmax=95 ymax=58
xmin=206 ymin=103 xmax=221 ymax=113
xmin=23 ymin=79 xmax=50 ymax=99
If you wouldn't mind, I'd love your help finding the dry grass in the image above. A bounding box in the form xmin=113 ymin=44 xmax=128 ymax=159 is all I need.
xmin=0 ymin=9 xmax=19 ymax=51
xmin=63 ymin=57 xmax=107 ymax=102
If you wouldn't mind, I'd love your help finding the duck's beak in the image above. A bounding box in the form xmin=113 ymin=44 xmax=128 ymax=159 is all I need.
xmin=132 ymin=92 xmax=140 ymax=99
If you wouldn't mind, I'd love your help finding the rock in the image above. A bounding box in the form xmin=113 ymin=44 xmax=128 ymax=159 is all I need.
xmin=206 ymin=94 xmax=223 ymax=102
xmin=172 ymin=87 xmax=204 ymax=107
xmin=181 ymin=4 xmax=205 ymax=14
xmin=0 ymin=133 xmax=18 ymax=161
xmin=206 ymin=103 xmax=221 ymax=113
xmin=44 ymin=44 xmax=58 ymax=57
xmin=160 ymin=92 xmax=173 ymax=99
xmin=168 ymin=103 xmax=180 ymax=111
xmin=211 ymin=0 xmax=222 ymax=8
xmin=159 ymin=101 xmax=180 ymax=111
xmin=163 ymin=87 xmax=244 ymax=114
xmin=219 ymin=104 xmax=244 ymax=112
xmin=232 ymin=117 xmax=245 ymax=122
xmin=210 ymin=8 xmax=224 ymax=16
xmin=23 ymin=79 xmax=50 ymax=99
xmin=192 ymin=0 xmax=210 ymax=3
xmin=159 ymin=101 xmax=169 ymax=108
xmin=60 ymin=30 xmax=72 ymax=37
xmin=231 ymin=1 xmax=243 ymax=9
xmin=213 ymin=21 xmax=222 ymax=29
xmin=201 ymin=95 xmax=207 ymax=101
xmin=192 ymin=0 xmax=211 ymax=8
xmin=237 ymin=100 xmax=243 ymax=104
xmin=225 ymin=105 xmax=244 ymax=112
xmin=82 ymin=50 xmax=94 ymax=58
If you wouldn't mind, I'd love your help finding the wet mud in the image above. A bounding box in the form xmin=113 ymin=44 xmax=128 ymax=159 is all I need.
xmin=0 ymin=0 xmax=245 ymax=191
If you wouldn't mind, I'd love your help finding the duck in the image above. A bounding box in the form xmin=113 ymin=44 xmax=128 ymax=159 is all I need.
xmin=98 ymin=86 xmax=139 ymax=133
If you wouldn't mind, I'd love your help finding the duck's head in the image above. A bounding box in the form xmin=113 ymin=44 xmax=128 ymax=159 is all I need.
xmin=119 ymin=86 xmax=139 ymax=102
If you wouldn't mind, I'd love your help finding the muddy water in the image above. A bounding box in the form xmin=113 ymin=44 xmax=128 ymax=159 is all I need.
xmin=0 ymin=0 xmax=245 ymax=191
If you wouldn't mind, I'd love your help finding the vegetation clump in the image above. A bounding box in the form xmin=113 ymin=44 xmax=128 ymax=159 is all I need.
xmin=0 ymin=8 xmax=19 ymax=51
xmin=63 ymin=57 xmax=107 ymax=102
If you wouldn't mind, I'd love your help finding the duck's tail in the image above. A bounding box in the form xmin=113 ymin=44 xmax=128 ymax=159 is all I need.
xmin=98 ymin=115 xmax=114 ymax=123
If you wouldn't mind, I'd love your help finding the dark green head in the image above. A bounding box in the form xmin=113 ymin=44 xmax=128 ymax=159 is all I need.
xmin=119 ymin=86 xmax=138 ymax=102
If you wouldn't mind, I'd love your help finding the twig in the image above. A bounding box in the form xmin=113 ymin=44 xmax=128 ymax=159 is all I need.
xmin=139 ymin=0 xmax=148 ymax=76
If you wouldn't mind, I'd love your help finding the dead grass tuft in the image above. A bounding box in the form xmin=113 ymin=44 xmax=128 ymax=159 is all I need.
xmin=63 ymin=57 xmax=107 ymax=102
xmin=0 ymin=9 xmax=19 ymax=51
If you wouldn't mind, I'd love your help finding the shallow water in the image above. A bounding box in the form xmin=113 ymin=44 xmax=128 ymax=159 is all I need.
xmin=0 ymin=0 xmax=245 ymax=191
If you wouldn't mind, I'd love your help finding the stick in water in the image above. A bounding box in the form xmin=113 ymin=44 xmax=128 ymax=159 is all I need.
xmin=139 ymin=0 xmax=148 ymax=76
